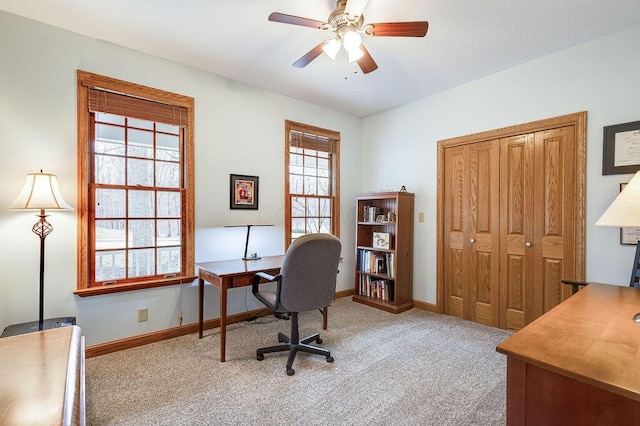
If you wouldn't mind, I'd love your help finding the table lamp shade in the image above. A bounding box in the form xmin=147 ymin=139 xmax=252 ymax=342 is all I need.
xmin=595 ymin=171 xmax=640 ymax=228
xmin=9 ymin=172 xmax=72 ymax=211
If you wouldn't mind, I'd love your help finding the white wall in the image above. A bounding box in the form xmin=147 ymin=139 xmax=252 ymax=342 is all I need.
xmin=363 ymin=23 xmax=640 ymax=304
xmin=0 ymin=11 xmax=363 ymax=345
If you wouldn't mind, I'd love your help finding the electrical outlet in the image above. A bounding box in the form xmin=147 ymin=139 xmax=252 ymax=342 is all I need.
xmin=137 ymin=308 xmax=148 ymax=322
xmin=418 ymin=212 xmax=425 ymax=222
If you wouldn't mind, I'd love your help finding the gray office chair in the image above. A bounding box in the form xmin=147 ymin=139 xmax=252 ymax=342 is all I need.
xmin=252 ymin=233 xmax=341 ymax=376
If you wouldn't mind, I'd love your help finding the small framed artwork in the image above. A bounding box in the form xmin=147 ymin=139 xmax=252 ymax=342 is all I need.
xmin=619 ymin=182 xmax=640 ymax=245
xmin=602 ymin=120 xmax=640 ymax=175
xmin=372 ymin=232 xmax=390 ymax=249
xmin=230 ymin=174 xmax=259 ymax=210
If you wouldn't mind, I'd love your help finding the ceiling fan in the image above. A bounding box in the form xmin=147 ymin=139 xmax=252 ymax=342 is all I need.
xmin=269 ymin=0 xmax=429 ymax=74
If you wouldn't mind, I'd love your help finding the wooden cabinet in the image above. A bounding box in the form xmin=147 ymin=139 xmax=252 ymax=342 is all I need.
xmin=438 ymin=112 xmax=586 ymax=331
xmin=353 ymin=191 xmax=414 ymax=313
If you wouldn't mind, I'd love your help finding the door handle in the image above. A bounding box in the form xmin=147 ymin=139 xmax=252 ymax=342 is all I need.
xmin=470 ymin=238 xmax=475 ymax=243
xmin=525 ymin=242 xmax=532 ymax=247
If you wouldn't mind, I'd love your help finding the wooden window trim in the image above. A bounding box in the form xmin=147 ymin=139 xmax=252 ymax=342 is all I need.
xmin=75 ymin=70 xmax=195 ymax=296
xmin=284 ymin=120 xmax=340 ymax=248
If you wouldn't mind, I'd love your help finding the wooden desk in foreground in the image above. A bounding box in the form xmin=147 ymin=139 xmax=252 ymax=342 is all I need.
xmin=0 ymin=326 xmax=85 ymax=425
xmin=496 ymin=283 xmax=640 ymax=425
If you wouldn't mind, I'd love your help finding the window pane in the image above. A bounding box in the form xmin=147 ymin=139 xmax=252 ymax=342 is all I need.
xmin=289 ymin=174 xmax=303 ymax=194
xmin=95 ymin=189 xmax=126 ymax=218
xmin=306 ymin=197 xmax=319 ymax=216
xmin=317 ymin=177 xmax=330 ymax=196
xmin=95 ymin=154 xmax=125 ymax=185
xmin=290 ymin=153 xmax=303 ymax=175
xmin=128 ymin=117 xmax=154 ymax=130
xmin=291 ymin=218 xmax=305 ymax=239
xmin=96 ymin=112 xmax=125 ymax=125
xmin=319 ymin=218 xmax=331 ymax=233
xmin=95 ymin=250 xmax=126 ymax=281
xmin=95 ymin=220 xmax=126 ymax=250
xmin=129 ymin=190 xmax=155 ymax=218
xmin=304 ymin=155 xmax=317 ymax=176
xmin=128 ymin=249 xmax=155 ymax=278
xmin=156 ymin=133 xmax=179 ymax=161
xmin=318 ymin=157 xmax=329 ymax=177
xmin=158 ymin=246 xmax=181 ymax=274
xmin=129 ymin=219 xmax=155 ymax=248
xmin=291 ymin=197 xmax=305 ymax=217
xmin=157 ymin=191 xmax=181 ymax=218
xmin=96 ymin=124 xmax=125 ymax=153
xmin=157 ymin=219 xmax=181 ymax=247
xmin=306 ymin=217 xmax=320 ymax=233
xmin=156 ymin=161 xmax=180 ymax=188
xmin=320 ymin=198 xmax=332 ymax=217
xmin=127 ymin=128 xmax=154 ymax=158
xmin=127 ymin=158 xmax=154 ymax=186
xmin=157 ymin=123 xmax=179 ymax=134
xmin=304 ymin=176 xmax=317 ymax=195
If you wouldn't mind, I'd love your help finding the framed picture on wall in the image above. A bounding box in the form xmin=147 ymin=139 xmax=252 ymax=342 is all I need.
xmin=602 ymin=120 xmax=640 ymax=175
xmin=230 ymin=174 xmax=259 ymax=210
xmin=619 ymin=182 xmax=640 ymax=244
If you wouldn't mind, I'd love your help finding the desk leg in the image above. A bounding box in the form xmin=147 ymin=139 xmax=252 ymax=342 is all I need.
xmin=219 ymin=280 xmax=228 ymax=362
xmin=198 ymin=276 xmax=204 ymax=338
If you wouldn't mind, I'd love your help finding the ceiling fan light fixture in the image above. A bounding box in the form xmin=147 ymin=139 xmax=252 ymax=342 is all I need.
xmin=322 ymin=38 xmax=341 ymax=60
xmin=344 ymin=0 xmax=369 ymax=19
xmin=347 ymin=46 xmax=364 ymax=63
xmin=342 ymin=29 xmax=362 ymax=51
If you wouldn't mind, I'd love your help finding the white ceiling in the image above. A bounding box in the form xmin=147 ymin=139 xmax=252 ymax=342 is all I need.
xmin=3 ymin=0 xmax=640 ymax=117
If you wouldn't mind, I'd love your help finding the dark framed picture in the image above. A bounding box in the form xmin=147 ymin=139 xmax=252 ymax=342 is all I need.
xmin=602 ymin=120 xmax=640 ymax=175
xmin=230 ymin=174 xmax=259 ymax=210
xmin=619 ymin=182 xmax=640 ymax=245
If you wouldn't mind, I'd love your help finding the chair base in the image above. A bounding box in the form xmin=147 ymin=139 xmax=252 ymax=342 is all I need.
xmin=256 ymin=313 xmax=334 ymax=375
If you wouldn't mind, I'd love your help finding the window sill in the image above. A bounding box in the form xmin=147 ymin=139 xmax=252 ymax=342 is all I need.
xmin=74 ymin=276 xmax=197 ymax=297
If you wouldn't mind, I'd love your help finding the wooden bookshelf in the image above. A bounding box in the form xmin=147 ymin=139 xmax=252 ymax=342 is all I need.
xmin=353 ymin=191 xmax=414 ymax=313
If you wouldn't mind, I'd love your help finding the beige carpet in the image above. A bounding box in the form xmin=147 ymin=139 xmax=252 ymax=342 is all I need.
xmin=86 ymin=297 xmax=512 ymax=425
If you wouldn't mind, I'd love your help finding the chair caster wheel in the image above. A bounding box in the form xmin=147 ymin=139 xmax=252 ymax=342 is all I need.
xmin=287 ymin=368 xmax=295 ymax=376
xmin=317 ymin=338 xmax=323 ymax=344
xmin=326 ymin=356 xmax=334 ymax=363
xmin=257 ymin=354 xmax=264 ymax=361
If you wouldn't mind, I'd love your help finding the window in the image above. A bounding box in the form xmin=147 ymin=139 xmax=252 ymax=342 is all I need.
xmin=75 ymin=71 xmax=195 ymax=296
xmin=285 ymin=120 xmax=340 ymax=247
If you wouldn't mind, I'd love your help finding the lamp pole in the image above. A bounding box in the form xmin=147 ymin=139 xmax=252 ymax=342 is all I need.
xmin=33 ymin=209 xmax=53 ymax=330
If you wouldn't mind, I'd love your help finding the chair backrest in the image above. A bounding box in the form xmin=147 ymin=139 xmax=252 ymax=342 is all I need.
xmin=631 ymin=242 xmax=640 ymax=288
xmin=277 ymin=233 xmax=342 ymax=313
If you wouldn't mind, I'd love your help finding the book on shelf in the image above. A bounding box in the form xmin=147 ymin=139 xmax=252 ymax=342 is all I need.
xmin=358 ymin=275 xmax=395 ymax=302
xmin=357 ymin=249 xmax=394 ymax=277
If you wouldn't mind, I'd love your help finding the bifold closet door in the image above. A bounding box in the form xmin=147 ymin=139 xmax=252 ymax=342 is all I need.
xmin=443 ymin=140 xmax=500 ymax=326
xmin=499 ymin=126 xmax=576 ymax=330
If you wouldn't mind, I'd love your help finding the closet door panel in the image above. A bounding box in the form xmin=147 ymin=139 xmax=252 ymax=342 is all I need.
xmin=443 ymin=146 xmax=468 ymax=319
xmin=534 ymin=127 xmax=576 ymax=317
xmin=500 ymin=134 xmax=535 ymax=330
xmin=469 ymin=140 xmax=500 ymax=326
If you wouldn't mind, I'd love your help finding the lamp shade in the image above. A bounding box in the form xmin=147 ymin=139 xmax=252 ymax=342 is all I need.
xmin=595 ymin=171 xmax=640 ymax=227
xmin=322 ymin=38 xmax=341 ymax=60
xmin=9 ymin=172 xmax=73 ymax=211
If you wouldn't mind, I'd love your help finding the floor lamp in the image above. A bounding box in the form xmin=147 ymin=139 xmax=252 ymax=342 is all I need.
xmin=9 ymin=171 xmax=73 ymax=331
xmin=595 ymin=170 xmax=640 ymax=323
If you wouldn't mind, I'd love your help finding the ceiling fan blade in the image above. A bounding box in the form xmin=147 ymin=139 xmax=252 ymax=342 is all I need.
xmin=293 ymin=42 xmax=325 ymax=68
xmin=344 ymin=0 xmax=369 ymax=18
xmin=268 ymin=12 xmax=327 ymax=29
xmin=365 ymin=21 xmax=429 ymax=37
xmin=357 ymin=44 xmax=378 ymax=74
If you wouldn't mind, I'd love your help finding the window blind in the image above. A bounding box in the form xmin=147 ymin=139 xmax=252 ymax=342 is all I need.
xmin=88 ymin=88 xmax=188 ymax=126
